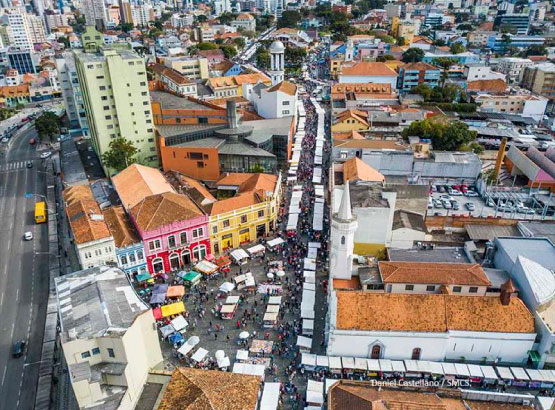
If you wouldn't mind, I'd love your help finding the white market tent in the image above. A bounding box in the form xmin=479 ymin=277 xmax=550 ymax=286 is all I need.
xmin=429 ymin=361 xmax=444 ymax=375
xmin=267 ymin=238 xmax=285 ymax=248
xmin=304 ymin=258 xmax=317 ymax=271
xmin=366 ymin=359 xmax=380 ymax=372
xmin=287 ymin=213 xmax=299 ymax=231
xmin=219 ymin=282 xmax=235 ymax=293
xmin=225 ymin=295 xmax=240 ymax=304
xmin=303 ymin=282 xmax=316 ymax=291
xmin=307 ymin=247 xmax=318 ymax=259
xmin=260 ymin=382 xmax=281 ymax=410
xmin=467 ymin=364 xmax=484 ymax=378
xmin=391 ymin=361 xmax=406 ymax=373
xmin=316 ymin=356 xmax=329 ymax=368
xmin=510 ymin=367 xmax=530 ymax=380
xmin=454 ymin=363 xmax=470 ymax=377
xmin=302 ymin=353 xmax=317 ymax=367
xmin=495 ymin=367 xmax=515 ymax=381
xmin=230 ymin=249 xmax=249 ymax=263
xmin=307 ymin=379 xmax=324 ymax=394
xmin=268 ymin=296 xmax=282 ymax=305
xmin=170 ymin=316 xmax=188 ymax=332
xmin=303 ymin=270 xmax=315 ymax=283
xmin=236 ymin=349 xmax=249 ymax=362
xmin=441 ymin=362 xmax=457 ymax=376
xmin=160 ymin=324 xmax=175 ymax=338
xmin=379 ymin=360 xmax=393 ymax=373
xmin=247 ymin=244 xmax=265 ymax=255
xmin=266 ymin=304 xmax=280 ymax=313
xmin=306 ymin=391 xmax=324 ymax=406
xmin=217 ymin=356 xmax=231 ymax=368
xmin=354 ymin=358 xmax=368 ymax=371
xmin=302 ymin=319 xmax=314 ymax=335
xmin=328 ymin=356 xmax=342 ymax=371
xmin=341 ymin=357 xmax=355 ymax=369
xmin=297 ymin=335 xmax=312 ymax=349
xmin=308 ymin=242 xmax=321 ymax=249
xmin=191 ymin=348 xmax=208 ymax=363
xmin=480 ymin=366 xmax=498 ymax=381
xmin=232 ymin=363 xmax=266 ymax=379
xmin=301 ymin=309 xmax=315 ymax=319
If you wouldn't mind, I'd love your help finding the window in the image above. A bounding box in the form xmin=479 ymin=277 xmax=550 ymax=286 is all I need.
xmin=190 ymin=152 xmax=203 ymax=160
xmin=405 ymin=284 xmax=414 ymax=291
xmin=140 ymin=82 xmax=146 ymax=86
xmin=426 ymin=285 xmax=435 ymax=292
xmin=105 ymin=115 xmax=111 ymax=120
xmin=453 ymin=286 xmax=462 ymax=293
xmin=411 ymin=348 xmax=422 ymax=360
xmin=101 ymin=96 xmax=107 ymax=101
xmin=149 ymin=239 xmax=161 ymax=251
xmin=341 ymin=236 xmax=345 ymax=245
xmin=282 ymin=110 xmax=290 ymax=115
xmin=371 ymin=345 xmax=381 ymax=359
xmin=283 ymin=101 xmax=290 ymax=105
xmin=141 ymin=91 xmax=147 ymax=96
xmin=223 ymin=220 xmax=230 ymax=228
xmin=99 ymin=85 xmax=106 ymax=90
xmin=257 ymin=210 xmax=264 ymax=218
xmin=92 ymin=347 xmax=100 ymax=355
xmin=180 ymin=232 xmax=187 ymax=244
xmin=469 ymin=286 xmax=478 ymax=293
xmin=192 ymin=228 xmax=203 ymax=239
xmin=120 ymin=255 xmax=128 ymax=265
xmin=137 ymin=250 xmax=144 ymax=260
xmin=213 ymin=226 xmax=218 ymax=234
xmin=168 ymin=235 xmax=176 ymax=248
xmin=129 ymin=253 xmax=136 ymax=263
xmin=107 ymin=348 xmax=115 ymax=358
xmin=81 ymin=351 xmax=91 ymax=359
xmin=240 ymin=215 xmax=247 ymax=223
xmin=197 ymin=161 xmax=204 ymax=168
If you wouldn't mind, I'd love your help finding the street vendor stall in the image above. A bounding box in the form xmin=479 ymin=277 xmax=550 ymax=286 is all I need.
xmin=236 ymin=349 xmax=249 ymax=362
xmin=150 ymin=292 xmax=166 ymax=305
xmin=303 ymin=270 xmax=315 ymax=284
xmin=220 ymin=304 xmax=238 ymax=319
xmin=219 ymin=282 xmax=235 ymax=293
xmin=379 ymin=360 xmax=394 ymax=379
xmin=391 ymin=360 xmax=406 ymax=376
xmin=441 ymin=362 xmax=457 ymax=383
xmin=307 ymin=247 xmax=318 ymax=259
xmin=306 ymin=380 xmax=324 ymax=407
xmin=170 ymin=315 xmax=188 ymax=333
xmin=366 ymin=359 xmax=380 ymax=378
xmin=303 ymin=282 xmax=316 ymax=292
xmin=266 ymin=237 xmax=285 ymax=249
xmin=353 ymin=357 xmax=368 ymax=375
xmin=191 ymin=348 xmax=208 ymax=363
xmin=195 ymin=260 xmax=219 ymax=276
xmin=166 ymin=285 xmax=185 ymax=299
xmin=304 ymin=258 xmax=317 ymax=271
xmin=268 ymin=296 xmax=282 ymax=305
xmin=301 ymin=308 xmax=315 ymax=319
xmin=403 ymin=360 xmax=421 ymax=378
xmin=302 ymin=319 xmax=314 ymax=336
xmin=510 ymin=367 xmax=530 ymax=387
xmin=495 ymin=366 xmax=515 ymax=386
xmin=217 ymin=356 xmax=231 ymax=369
xmin=215 ymin=256 xmax=232 ymax=270
xmin=260 ymin=382 xmax=280 ymax=410
xmin=247 ymin=244 xmax=265 ymax=257
xmin=232 ymin=363 xmax=265 ymax=380
xmin=159 ymin=324 xmax=175 ymax=339
xmin=225 ymin=295 xmax=240 ymax=305
xmin=250 ymin=339 xmax=274 ymax=355
xmin=480 ymin=365 xmax=499 ymax=386
xmin=161 ymin=301 xmax=185 ymax=318
xmin=341 ymin=357 xmax=355 ymax=378
xmin=168 ymin=332 xmax=184 ymax=346
xmin=152 ymin=307 xmax=162 ymax=321
xmin=177 ymin=336 xmax=199 ymax=356
xmin=467 ymin=364 xmax=484 ymax=384
xmin=328 ymin=356 xmax=342 ymax=376
xmin=302 ymin=353 xmax=317 ymax=372
xmin=136 ymin=273 xmax=151 ymax=283
xmin=263 ymin=312 xmax=279 ymax=328
xmin=429 ymin=361 xmax=444 ymax=380
xmin=179 ymin=271 xmax=201 ymax=287
xmin=296 ymin=335 xmax=312 ymax=353
xmin=231 ymin=249 xmax=249 ymax=265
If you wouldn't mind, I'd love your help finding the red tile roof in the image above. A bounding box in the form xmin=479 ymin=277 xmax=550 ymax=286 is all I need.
xmin=341 ymin=62 xmax=398 ymax=77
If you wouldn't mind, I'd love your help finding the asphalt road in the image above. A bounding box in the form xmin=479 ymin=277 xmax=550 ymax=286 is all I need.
xmin=0 ymin=126 xmax=50 ymax=410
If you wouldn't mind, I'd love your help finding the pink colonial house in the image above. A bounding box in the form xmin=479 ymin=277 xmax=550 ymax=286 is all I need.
xmin=129 ymin=192 xmax=211 ymax=274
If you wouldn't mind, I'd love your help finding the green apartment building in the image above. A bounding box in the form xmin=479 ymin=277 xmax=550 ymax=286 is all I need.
xmin=74 ymin=27 xmax=158 ymax=175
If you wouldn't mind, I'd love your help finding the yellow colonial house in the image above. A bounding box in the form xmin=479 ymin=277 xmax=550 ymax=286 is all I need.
xmin=205 ymin=73 xmax=271 ymax=98
xmin=331 ymin=109 xmax=369 ymax=133
xmin=204 ymin=173 xmax=282 ymax=253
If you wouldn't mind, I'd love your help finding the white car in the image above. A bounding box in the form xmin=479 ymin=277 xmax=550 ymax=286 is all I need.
xmin=442 ymin=200 xmax=452 ymax=209
xmin=40 ymin=151 xmax=52 ymax=159
xmin=24 ymin=231 xmax=33 ymax=241
xmin=465 ymin=190 xmax=479 ymax=197
xmin=516 ymin=206 xmax=535 ymax=214
xmin=1 ymin=137 xmax=8 ymax=143
xmin=449 ymin=189 xmax=463 ymax=196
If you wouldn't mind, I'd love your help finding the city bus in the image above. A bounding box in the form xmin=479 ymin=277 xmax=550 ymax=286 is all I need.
xmin=34 ymin=201 xmax=47 ymax=224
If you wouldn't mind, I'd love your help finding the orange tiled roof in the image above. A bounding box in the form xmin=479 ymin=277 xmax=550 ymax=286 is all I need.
xmin=333 ymin=277 xmax=361 ymax=290
xmin=335 ymin=292 xmax=535 ymax=333
xmin=379 ymin=261 xmax=491 ymax=286
xmin=216 ymin=173 xmax=278 ymax=194
xmin=102 ymin=206 xmax=140 ymax=248
xmin=331 ymin=82 xmax=392 ymax=95
xmin=205 ymin=192 xmax=261 ymax=216
xmin=467 ymin=79 xmax=507 ymax=93
xmin=341 ymin=62 xmax=398 ymax=77
xmin=274 ymin=27 xmax=298 ymax=35
xmin=151 ymin=63 xmax=192 ymax=85
xmin=332 ymin=130 xmax=366 ymax=140
xmin=401 ymin=62 xmax=439 ymax=71
xmin=199 ymin=49 xmax=225 ymax=57
xmin=112 ymin=164 xmax=176 ymax=210
xmin=63 ymin=185 xmax=94 ymax=206
xmin=343 ymin=157 xmax=384 ymax=183
xmin=0 ymin=84 xmax=29 ymax=98
xmin=266 ymin=81 xmax=297 ymax=96
xmin=157 ymin=367 xmax=260 ymax=410
xmin=236 ymin=13 xmax=254 ymax=20
xmin=334 ymin=109 xmax=368 ymax=126
xmin=130 ymin=192 xmax=204 ymax=232
xmin=411 ymin=35 xmax=433 ymax=44
xmin=66 ymin=199 xmax=111 ymax=245
xmin=207 ymin=73 xmax=270 ymax=89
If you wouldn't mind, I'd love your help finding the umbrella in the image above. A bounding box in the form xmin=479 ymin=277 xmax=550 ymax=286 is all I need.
xmin=187 ymin=335 xmax=200 ymax=346
xmin=267 ymin=272 xmax=274 ymax=279
xmin=239 ymin=331 xmax=249 ymax=339
xmin=215 ymin=350 xmax=225 ymax=360
xmin=276 ymin=270 xmax=285 ymax=277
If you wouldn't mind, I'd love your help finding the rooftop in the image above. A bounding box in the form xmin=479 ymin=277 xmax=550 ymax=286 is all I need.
xmin=102 ymin=206 xmax=141 ymax=249
xmin=55 ymin=266 xmax=148 ymax=342
xmin=342 ymin=157 xmax=384 ymax=183
xmin=341 ymin=61 xmax=398 ymax=77
xmin=60 ymin=137 xmax=88 ymax=185
xmin=150 ymin=91 xmax=209 ymax=110
xmin=517 ymin=221 xmax=555 ymax=244
xmin=335 ymin=292 xmax=535 ymax=333
xmin=379 ymin=261 xmax=491 ymax=286
xmin=336 ymin=183 xmax=389 ymax=210
xmin=392 ymin=210 xmax=427 ymax=233
xmin=388 ymin=247 xmax=471 ymax=264
xmin=130 ymin=192 xmax=204 ymax=232
xmin=495 ymin=237 xmax=555 ymax=270
xmin=112 ymin=164 xmax=176 ymax=210
xmin=265 ymin=81 xmax=297 ymax=96
xmin=333 ymin=139 xmax=408 ymax=150
xmin=157 ymin=367 xmax=260 ymax=410
xmin=65 ymin=195 xmax=111 ymax=245
xmin=466 ymin=224 xmax=521 ymax=241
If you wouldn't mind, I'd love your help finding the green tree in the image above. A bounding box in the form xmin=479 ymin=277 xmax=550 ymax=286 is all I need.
xmin=256 ymin=49 xmax=270 ymax=70
xmin=402 ymin=118 xmax=477 ymax=151
xmin=434 ymin=57 xmax=457 ymax=86
xmin=220 ymin=44 xmax=238 ymax=59
xmin=433 ymin=39 xmax=446 ymax=46
xmin=101 ymin=138 xmax=138 ymax=172
xmin=397 ymin=36 xmax=406 ymax=46
xmin=35 ymin=112 xmax=59 ymax=142
xmin=412 ymin=84 xmax=433 ymax=100
xmin=449 ymin=42 xmax=466 ymax=54
xmin=219 ymin=12 xmax=234 ymax=25
xmin=197 ymin=42 xmax=218 ymax=50
xmin=121 ymin=22 xmax=134 ymax=32
xmin=278 ymin=10 xmax=301 ymax=28
xmin=522 ymin=44 xmax=546 ymax=56
xmin=233 ymin=37 xmax=245 ymax=48
xmin=285 ymin=46 xmax=307 ymax=68
xmin=401 ymin=48 xmax=425 ymax=63
xmin=457 ymin=23 xmax=473 ymax=31
xmin=194 ymin=15 xmax=208 ymax=25
xmin=58 ymin=36 xmax=70 ymax=49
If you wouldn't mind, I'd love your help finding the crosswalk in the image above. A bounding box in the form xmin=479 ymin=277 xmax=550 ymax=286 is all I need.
xmin=0 ymin=161 xmax=33 ymax=172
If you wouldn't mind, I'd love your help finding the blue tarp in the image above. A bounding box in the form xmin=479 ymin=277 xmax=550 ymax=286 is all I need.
xmin=153 ymin=283 xmax=169 ymax=295
xmin=150 ymin=293 xmax=166 ymax=305
xmin=168 ymin=332 xmax=184 ymax=345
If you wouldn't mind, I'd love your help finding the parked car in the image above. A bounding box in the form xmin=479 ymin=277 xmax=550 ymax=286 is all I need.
xmin=442 ymin=200 xmax=452 ymax=209
xmin=440 ymin=195 xmax=454 ymax=202
xmin=428 ymin=198 xmax=433 ymax=209
xmin=451 ymin=200 xmax=459 ymax=210
xmin=465 ymin=202 xmax=475 ymax=211
xmin=438 ymin=185 xmax=446 ymax=193
xmin=24 ymin=231 xmax=33 ymax=241
xmin=430 ymin=185 xmax=437 ymax=192
xmin=449 ymin=189 xmax=463 ymax=196
xmin=26 ymin=161 xmax=32 ymax=168
xmin=1 ymin=137 xmax=8 ymax=143
xmin=486 ymin=198 xmax=496 ymax=207
xmin=516 ymin=206 xmax=535 ymax=214
xmin=465 ymin=190 xmax=479 ymax=197
xmin=433 ymin=199 xmax=443 ymax=208
xmin=12 ymin=341 xmax=26 ymax=358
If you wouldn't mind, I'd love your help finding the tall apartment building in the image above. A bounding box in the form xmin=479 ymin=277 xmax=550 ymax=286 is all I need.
xmin=496 ymin=57 xmax=534 ymax=84
xmin=521 ymin=63 xmax=555 ymax=113
xmin=162 ymin=55 xmax=209 ymax=80
xmin=493 ymin=13 xmax=530 ymax=35
xmin=26 ymin=14 xmax=46 ymax=44
xmin=74 ymin=27 xmax=158 ymax=175
xmin=83 ymin=0 xmax=107 ymax=30
xmin=57 ymin=52 xmax=90 ymax=135
xmin=131 ymin=4 xmax=154 ymax=27
xmin=6 ymin=9 xmax=33 ymax=51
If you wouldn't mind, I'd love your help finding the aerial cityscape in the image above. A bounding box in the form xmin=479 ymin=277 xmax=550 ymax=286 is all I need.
xmin=0 ymin=0 xmax=554 ymax=409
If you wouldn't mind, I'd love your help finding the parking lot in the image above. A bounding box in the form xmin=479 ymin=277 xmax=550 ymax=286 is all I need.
xmin=426 ymin=185 xmax=555 ymax=221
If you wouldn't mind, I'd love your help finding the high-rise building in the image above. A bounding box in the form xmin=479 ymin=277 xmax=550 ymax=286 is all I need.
xmin=74 ymin=27 xmax=158 ymax=175
xmin=493 ymin=14 xmax=530 ymax=35
xmin=131 ymin=4 xmax=153 ymax=27
xmin=83 ymin=0 xmax=107 ymax=30
xmin=6 ymin=9 xmax=33 ymax=51
xmin=57 ymin=53 xmax=90 ymax=135
xmin=26 ymin=14 xmax=46 ymax=44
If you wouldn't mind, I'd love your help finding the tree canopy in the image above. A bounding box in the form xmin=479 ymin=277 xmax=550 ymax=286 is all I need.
xmin=402 ymin=118 xmax=477 ymax=151
xmin=449 ymin=42 xmax=466 ymax=54
xmin=278 ymin=10 xmax=301 ymax=28
xmin=220 ymin=44 xmax=238 ymax=59
xmin=401 ymin=48 xmax=425 ymax=63
xmin=35 ymin=112 xmax=59 ymax=142
xmin=101 ymin=138 xmax=138 ymax=172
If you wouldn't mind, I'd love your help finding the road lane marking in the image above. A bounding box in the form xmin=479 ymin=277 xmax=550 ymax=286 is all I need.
xmin=1 ymin=366 xmax=6 ymax=386
xmin=15 ymin=289 xmax=19 ymax=302
xmin=0 ymin=292 xmax=3 ymax=305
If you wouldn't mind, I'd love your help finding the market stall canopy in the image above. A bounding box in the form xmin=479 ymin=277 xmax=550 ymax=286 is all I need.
xmin=216 ymin=256 xmax=232 ymax=267
xmin=161 ymin=301 xmax=185 ymax=317
xmin=316 ymin=356 xmax=329 ymax=368
xmin=166 ymin=285 xmax=185 ymax=298
xmin=268 ymin=296 xmax=282 ymax=305
xmin=152 ymin=307 xmax=162 ymax=320
xmin=225 ymin=295 xmax=240 ymax=304
xmin=266 ymin=305 xmax=279 ymax=313
xmin=219 ymin=282 xmax=235 ymax=293
xmin=215 ymin=350 xmax=225 ymax=360
xmin=217 ymin=356 xmax=231 ymax=368
xmin=136 ymin=273 xmax=151 ymax=283
xmin=236 ymin=349 xmax=249 ymax=361
xmin=260 ymin=382 xmax=281 ymax=410
xmin=239 ymin=331 xmax=250 ymax=339
xmin=152 ymin=283 xmax=169 ymax=295
xmin=296 ymin=335 xmax=312 ymax=349
xmin=195 ymin=260 xmax=218 ymax=274
xmin=266 ymin=238 xmax=285 ymax=248
xmin=179 ymin=271 xmax=201 ymax=282
xmin=247 ymin=244 xmax=265 ymax=255
xmin=191 ymin=348 xmax=208 ymax=362
xmin=170 ymin=315 xmax=188 ymax=332
xmin=231 ymin=249 xmax=249 ymax=262
xmin=495 ymin=367 xmax=514 ymax=381
xmin=302 ymin=353 xmax=317 ymax=367
xmin=232 ymin=363 xmax=265 ymax=378
xmin=168 ymin=332 xmax=183 ymax=345
xmin=150 ymin=293 xmax=166 ymax=305
xmin=159 ymin=324 xmax=175 ymax=338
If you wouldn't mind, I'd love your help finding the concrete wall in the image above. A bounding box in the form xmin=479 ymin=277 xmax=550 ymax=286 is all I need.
xmin=159 ymin=139 xmax=221 ymax=181
xmin=77 ymin=237 xmax=117 ymax=269
xmin=386 ymin=283 xmax=488 ymax=296
xmin=338 ymin=74 xmax=398 ymax=90
xmin=390 ymin=227 xmax=426 ymax=249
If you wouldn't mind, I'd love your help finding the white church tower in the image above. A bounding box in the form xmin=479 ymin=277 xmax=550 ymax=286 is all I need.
xmin=269 ymin=40 xmax=285 ymax=86
xmin=330 ymin=180 xmax=358 ymax=279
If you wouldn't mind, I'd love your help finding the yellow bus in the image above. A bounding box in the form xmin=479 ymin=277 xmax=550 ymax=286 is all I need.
xmin=34 ymin=201 xmax=47 ymax=224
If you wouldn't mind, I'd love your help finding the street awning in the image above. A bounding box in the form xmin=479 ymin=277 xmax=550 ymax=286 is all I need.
xmin=161 ymin=301 xmax=185 ymax=317
xmin=166 ymin=285 xmax=185 ymax=298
